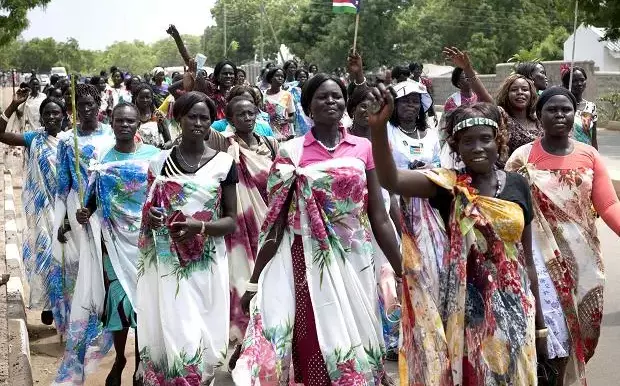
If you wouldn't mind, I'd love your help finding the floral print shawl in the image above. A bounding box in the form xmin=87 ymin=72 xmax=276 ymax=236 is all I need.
xmin=232 ymin=136 xmax=385 ymax=385
xmin=136 ymin=150 xmax=233 ymax=385
xmin=506 ymin=143 xmax=604 ymax=385
xmin=399 ymin=169 xmax=536 ymax=386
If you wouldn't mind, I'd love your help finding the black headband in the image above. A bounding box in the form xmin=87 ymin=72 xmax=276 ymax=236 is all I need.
xmin=536 ymin=86 xmax=577 ymax=116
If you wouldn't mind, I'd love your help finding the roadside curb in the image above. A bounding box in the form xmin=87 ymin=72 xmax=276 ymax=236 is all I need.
xmin=3 ymin=170 xmax=32 ymax=385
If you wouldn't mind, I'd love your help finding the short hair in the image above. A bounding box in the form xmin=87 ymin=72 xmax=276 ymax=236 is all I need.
xmin=213 ymin=60 xmax=237 ymax=85
xmin=39 ymin=97 xmax=67 ymax=117
xmin=29 ymin=77 xmax=40 ymax=84
xmin=561 ymin=66 xmax=587 ymax=88
xmin=346 ymin=84 xmax=373 ymax=118
xmin=225 ymin=95 xmax=257 ymax=120
xmin=111 ymin=102 xmax=139 ymax=121
xmin=451 ymin=67 xmax=464 ymax=89
xmin=283 ymin=60 xmax=298 ymax=72
xmin=173 ymin=91 xmax=216 ymax=123
xmin=50 ymin=74 xmax=60 ymax=85
xmin=236 ymin=68 xmax=246 ymax=77
xmin=445 ymin=102 xmax=508 ymax=162
xmin=89 ymin=76 xmax=101 ymax=86
xmin=515 ymin=62 xmax=544 ymax=81
xmin=132 ymin=83 xmax=155 ymax=105
xmin=389 ymin=93 xmax=427 ymax=128
xmin=75 ymin=83 xmax=102 ymax=106
xmin=265 ymin=67 xmax=284 ymax=83
xmin=408 ymin=62 xmax=423 ymax=72
xmin=300 ymin=73 xmax=347 ymax=117
xmin=227 ymin=85 xmax=261 ymax=106
xmin=496 ymin=74 xmax=537 ymax=120
xmin=308 ymin=64 xmax=318 ymax=72
xmin=391 ymin=65 xmax=410 ymax=80
xmin=295 ymin=69 xmax=309 ymax=81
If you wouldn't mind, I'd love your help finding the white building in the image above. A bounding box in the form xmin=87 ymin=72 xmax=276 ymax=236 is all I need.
xmin=564 ymin=25 xmax=620 ymax=72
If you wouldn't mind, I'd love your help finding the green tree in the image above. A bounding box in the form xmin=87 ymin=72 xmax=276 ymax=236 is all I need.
xmin=581 ymin=0 xmax=620 ymax=40
xmin=99 ymin=41 xmax=157 ymax=75
xmin=152 ymin=35 xmax=202 ymax=67
xmin=14 ymin=37 xmax=58 ymax=72
xmin=0 ymin=0 xmax=51 ymax=46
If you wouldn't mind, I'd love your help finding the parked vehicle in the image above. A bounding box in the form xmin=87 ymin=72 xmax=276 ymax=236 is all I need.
xmin=50 ymin=67 xmax=67 ymax=78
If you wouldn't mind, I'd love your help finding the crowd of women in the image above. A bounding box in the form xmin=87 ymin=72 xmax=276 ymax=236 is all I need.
xmin=0 ymin=21 xmax=618 ymax=386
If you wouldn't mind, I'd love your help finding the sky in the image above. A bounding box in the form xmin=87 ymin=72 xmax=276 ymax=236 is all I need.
xmin=22 ymin=0 xmax=217 ymax=50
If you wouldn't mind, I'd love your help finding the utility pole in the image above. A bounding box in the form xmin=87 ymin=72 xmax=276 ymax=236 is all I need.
xmin=260 ymin=3 xmax=284 ymax=63
xmin=259 ymin=5 xmax=264 ymax=68
xmin=223 ymin=1 xmax=228 ymax=57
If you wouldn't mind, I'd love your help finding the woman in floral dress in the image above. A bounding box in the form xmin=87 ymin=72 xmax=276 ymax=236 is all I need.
xmin=0 ymin=93 xmax=68 ymax=325
xmin=290 ymin=69 xmax=312 ymax=136
xmin=54 ymin=103 xmax=160 ymax=385
xmin=263 ymin=68 xmax=296 ymax=140
xmin=562 ymin=66 xmax=598 ymax=149
xmin=370 ymin=80 xmax=547 ymax=385
xmin=53 ymin=84 xmax=115 ymax=336
xmin=233 ymin=74 xmax=402 ymax=386
xmin=133 ymin=83 xmax=171 ymax=149
xmin=137 ymin=91 xmax=238 ymax=385
xmin=506 ymin=87 xmax=620 ymax=386
xmin=205 ymin=95 xmax=279 ymax=370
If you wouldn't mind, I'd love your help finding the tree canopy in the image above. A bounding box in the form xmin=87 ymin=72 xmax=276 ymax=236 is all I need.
xmin=4 ymin=0 xmax=613 ymax=75
xmin=0 ymin=0 xmax=51 ymax=45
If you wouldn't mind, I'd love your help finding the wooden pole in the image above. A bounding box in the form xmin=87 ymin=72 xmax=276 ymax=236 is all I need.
xmin=353 ymin=13 xmax=360 ymax=55
xmin=260 ymin=3 xmax=285 ymax=63
xmin=223 ymin=2 xmax=228 ymax=57
xmin=569 ymin=0 xmax=579 ymax=90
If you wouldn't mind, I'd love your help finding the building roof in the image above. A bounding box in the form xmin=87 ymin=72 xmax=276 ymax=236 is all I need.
xmin=589 ymin=26 xmax=620 ymax=53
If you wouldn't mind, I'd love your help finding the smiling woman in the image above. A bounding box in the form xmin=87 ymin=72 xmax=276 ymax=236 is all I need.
xmin=369 ymin=80 xmax=546 ymax=384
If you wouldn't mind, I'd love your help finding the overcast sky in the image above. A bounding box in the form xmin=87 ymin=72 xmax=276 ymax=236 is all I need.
xmin=22 ymin=0 xmax=217 ymax=50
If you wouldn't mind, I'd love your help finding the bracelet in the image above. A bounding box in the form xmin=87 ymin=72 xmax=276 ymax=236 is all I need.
xmin=354 ymin=77 xmax=367 ymax=86
xmin=200 ymin=221 xmax=206 ymax=235
xmin=245 ymin=281 xmax=259 ymax=293
xmin=0 ymin=112 xmax=9 ymax=123
xmin=535 ymin=328 xmax=548 ymax=338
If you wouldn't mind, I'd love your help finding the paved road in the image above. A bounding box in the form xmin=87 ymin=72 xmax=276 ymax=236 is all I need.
xmin=3 ymin=86 xmax=616 ymax=385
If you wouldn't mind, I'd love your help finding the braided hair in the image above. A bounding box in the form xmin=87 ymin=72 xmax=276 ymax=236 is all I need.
xmin=75 ymin=83 xmax=102 ymax=106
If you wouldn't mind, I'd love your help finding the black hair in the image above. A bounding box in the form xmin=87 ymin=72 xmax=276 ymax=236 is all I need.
xmin=391 ymin=65 xmax=411 ymax=81
xmin=172 ymin=73 xmax=184 ymax=83
xmin=346 ymin=84 xmax=373 ymax=118
xmin=50 ymin=74 xmax=60 ymax=85
xmin=283 ymin=60 xmax=298 ymax=72
xmin=265 ymin=67 xmax=284 ymax=83
xmin=451 ymin=67 xmax=464 ymax=89
xmin=213 ymin=60 xmax=237 ymax=85
xmin=445 ymin=102 xmax=508 ymax=162
xmin=29 ymin=77 xmax=40 ymax=84
xmin=227 ymin=85 xmax=262 ymax=107
xmin=89 ymin=76 xmax=102 ymax=86
xmin=225 ymin=95 xmax=257 ymax=120
xmin=236 ymin=68 xmax=246 ymax=77
xmin=111 ymin=102 xmax=139 ymax=122
xmin=561 ymin=66 xmax=587 ymax=88
xmin=308 ymin=64 xmax=318 ymax=72
xmin=515 ymin=62 xmax=544 ymax=81
xmin=300 ymin=73 xmax=348 ymax=117
xmin=132 ymin=83 xmax=157 ymax=109
xmin=408 ymin=62 xmax=422 ymax=72
xmin=110 ymin=66 xmax=118 ymax=74
xmin=295 ymin=69 xmax=309 ymax=81
xmin=39 ymin=97 xmax=67 ymax=117
xmin=173 ymin=91 xmax=216 ymax=123
xmin=265 ymin=62 xmax=274 ymax=69
xmin=171 ymin=71 xmax=180 ymax=80
xmin=75 ymin=83 xmax=102 ymax=106
xmin=99 ymin=70 xmax=107 ymax=77
xmin=536 ymin=86 xmax=577 ymax=117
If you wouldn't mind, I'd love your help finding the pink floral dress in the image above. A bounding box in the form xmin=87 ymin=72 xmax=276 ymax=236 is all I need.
xmin=232 ymin=136 xmax=385 ymax=385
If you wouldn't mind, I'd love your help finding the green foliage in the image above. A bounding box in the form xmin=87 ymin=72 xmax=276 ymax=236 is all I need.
xmin=581 ymin=0 xmax=620 ymax=40
xmin=598 ymin=92 xmax=620 ymax=122
xmin=0 ymin=0 xmax=51 ymax=45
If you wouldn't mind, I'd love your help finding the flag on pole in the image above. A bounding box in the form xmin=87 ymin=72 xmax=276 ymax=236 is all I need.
xmin=333 ymin=0 xmax=361 ymax=14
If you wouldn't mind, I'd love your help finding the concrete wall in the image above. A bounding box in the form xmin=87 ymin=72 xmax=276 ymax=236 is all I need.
xmin=428 ymin=60 xmax=620 ymax=107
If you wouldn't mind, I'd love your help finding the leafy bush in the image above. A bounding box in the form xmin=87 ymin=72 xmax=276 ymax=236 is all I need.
xmin=598 ymin=92 xmax=620 ymax=122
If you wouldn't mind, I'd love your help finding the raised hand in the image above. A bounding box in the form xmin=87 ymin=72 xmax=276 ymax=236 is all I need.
xmin=12 ymin=88 xmax=29 ymax=106
xmin=443 ymin=47 xmax=473 ymax=71
xmin=347 ymin=50 xmax=363 ymax=76
xmin=367 ymin=83 xmax=394 ymax=130
xmin=166 ymin=24 xmax=180 ymax=37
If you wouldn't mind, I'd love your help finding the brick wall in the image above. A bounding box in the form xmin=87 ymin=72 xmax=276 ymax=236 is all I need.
xmin=429 ymin=60 xmax=620 ymax=107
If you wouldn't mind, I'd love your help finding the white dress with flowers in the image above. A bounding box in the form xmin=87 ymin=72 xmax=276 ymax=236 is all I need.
xmin=136 ymin=149 xmax=234 ymax=385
